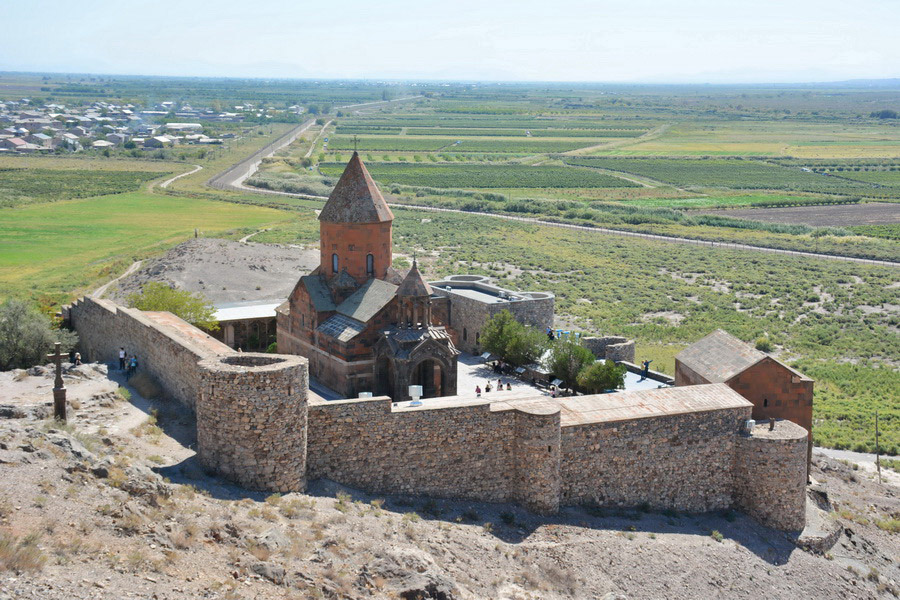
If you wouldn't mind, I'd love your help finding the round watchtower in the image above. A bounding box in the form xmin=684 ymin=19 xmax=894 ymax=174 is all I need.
xmin=196 ymin=353 xmax=309 ymax=492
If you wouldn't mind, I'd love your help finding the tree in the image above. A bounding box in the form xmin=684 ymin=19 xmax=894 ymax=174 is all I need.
xmin=480 ymin=310 xmax=546 ymax=366
xmin=546 ymin=338 xmax=595 ymax=390
xmin=127 ymin=282 xmax=219 ymax=331
xmin=577 ymin=360 xmax=626 ymax=393
xmin=0 ymin=299 xmax=78 ymax=371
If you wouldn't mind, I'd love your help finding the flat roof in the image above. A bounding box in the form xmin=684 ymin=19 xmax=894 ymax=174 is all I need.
xmin=213 ymin=301 xmax=281 ymax=322
xmin=444 ymin=286 xmax=511 ymax=304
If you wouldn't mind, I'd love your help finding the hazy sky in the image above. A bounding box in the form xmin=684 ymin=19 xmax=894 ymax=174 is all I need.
xmin=3 ymin=0 xmax=898 ymax=83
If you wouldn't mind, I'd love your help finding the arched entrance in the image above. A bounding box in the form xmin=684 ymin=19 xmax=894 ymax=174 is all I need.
xmin=374 ymin=355 xmax=395 ymax=398
xmin=412 ymin=358 xmax=445 ymax=398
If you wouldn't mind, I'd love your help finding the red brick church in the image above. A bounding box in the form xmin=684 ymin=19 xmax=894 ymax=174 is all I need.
xmin=276 ymin=153 xmax=459 ymax=400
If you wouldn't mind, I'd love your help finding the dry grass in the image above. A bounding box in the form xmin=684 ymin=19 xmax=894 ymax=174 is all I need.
xmin=0 ymin=531 xmax=46 ymax=573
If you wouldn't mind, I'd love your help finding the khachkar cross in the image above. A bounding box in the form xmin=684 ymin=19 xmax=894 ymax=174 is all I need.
xmin=47 ymin=342 xmax=67 ymax=422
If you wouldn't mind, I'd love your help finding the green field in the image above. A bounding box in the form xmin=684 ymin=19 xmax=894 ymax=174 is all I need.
xmin=318 ymin=162 xmax=639 ymax=188
xmin=563 ymin=157 xmax=895 ymax=197
xmin=837 ymin=170 xmax=900 ymax=186
xmin=402 ymin=128 xmax=646 ymax=138
xmin=0 ymin=192 xmax=290 ymax=305
xmin=328 ymin=135 xmax=601 ymax=154
xmin=0 ymin=167 xmax=169 ymax=207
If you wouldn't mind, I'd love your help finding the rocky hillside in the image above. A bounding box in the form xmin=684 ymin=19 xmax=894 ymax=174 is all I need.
xmin=0 ymin=364 xmax=898 ymax=599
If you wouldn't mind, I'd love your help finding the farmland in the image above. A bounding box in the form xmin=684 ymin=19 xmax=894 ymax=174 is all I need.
xmin=0 ymin=192 xmax=290 ymax=306
xmin=562 ymin=157 xmax=897 ymax=197
xmin=327 ymin=135 xmax=605 ymax=154
xmin=0 ymin=167 xmax=169 ymax=207
xmin=318 ymin=162 xmax=639 ymax=188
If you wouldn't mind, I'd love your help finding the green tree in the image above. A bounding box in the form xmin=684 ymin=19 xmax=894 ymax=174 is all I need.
xmin=0 ymin=299 xmax=78 ymax=370
xmin=480 ymin=310 xmax=546 ymax=366
xmin=546 ymin=338 xmax=595 ymax=391
xmin=577 ymin=360 xmax=626 ymax=393
xmin=127 ymin=282 xmax=219 ymax=331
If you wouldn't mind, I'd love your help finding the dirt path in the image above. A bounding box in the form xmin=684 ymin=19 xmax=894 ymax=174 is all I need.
xmin=564 ymin=123 xmax=673 ymax=156
xmin=304 ymin=120 xmax=332 ymax=159
xmin=157 ymin=164 xmax=203 ymax=189
xmin=91 ymin=260 xmax=143 ymax=299
xmin=238 ymin=228 xmax=269 ymax=243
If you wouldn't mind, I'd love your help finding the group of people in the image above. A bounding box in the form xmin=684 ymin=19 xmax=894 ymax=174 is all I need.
xmin=475 ymin=378 xmax=513 ymax=397
xmin=118 ymin=347 xmax=139 ymax=378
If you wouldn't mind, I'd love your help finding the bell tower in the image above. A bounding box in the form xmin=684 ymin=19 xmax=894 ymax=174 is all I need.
xmin=318 ymin=152 xmax=394 ymax=282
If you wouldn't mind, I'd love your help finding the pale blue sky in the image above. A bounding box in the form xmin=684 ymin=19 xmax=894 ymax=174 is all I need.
xmin=3 ymin=0 xmax=898 ymax=83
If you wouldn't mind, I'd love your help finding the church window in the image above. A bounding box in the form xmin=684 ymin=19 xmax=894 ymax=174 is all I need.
xmin=366 ymin=253 xmax=374 ymax=276
xmin=463 ymin=328 xmax=467 ymax=341
xmin=332 ymin=253 xmax=339 ymax=273
xmin=763 ymin=398 xmax=768 ymax=407
xmin=476 ymin=332 xmax=480 ymax=344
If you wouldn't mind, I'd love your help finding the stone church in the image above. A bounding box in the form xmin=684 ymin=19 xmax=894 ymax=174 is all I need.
xmin=276 ymin=152 xmax=460 ymax=400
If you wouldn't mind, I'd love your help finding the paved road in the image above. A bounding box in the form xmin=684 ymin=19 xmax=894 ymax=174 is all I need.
xmin=207 ymin=119 xmax=318 ymax=191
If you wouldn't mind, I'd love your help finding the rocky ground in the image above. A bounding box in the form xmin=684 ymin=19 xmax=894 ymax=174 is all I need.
xmin=109 ymin=238 xmax=320 ymax=305
xmin=0 ymin=364 xmax=898 ymax=600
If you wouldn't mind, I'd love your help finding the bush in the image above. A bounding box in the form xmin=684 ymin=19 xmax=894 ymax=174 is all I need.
xmin=0 ymin=299 xmax=78 ymax=371
xmin=480 ymin=310 xmax=546 ymax=366
xmin=577 ymin=360 xmax=626 ymax=393
xmin=547 ymin=338 xmax=595 ymax=390
xmin=127 ymin=282 xmax=219 ymax=331
xmin=755 ymin=337 xmax=773 ymax=352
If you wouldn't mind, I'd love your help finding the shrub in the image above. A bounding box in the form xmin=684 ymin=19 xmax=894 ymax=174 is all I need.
xmin=755 ymin=337 xmax=773 ymax=352
xmin=127 ymin=282 xmax=218 ymax=331
xmin=0 ymin=299 xmax=78 ymax=370
xmin=0 ymin=532 xmax=46 ymax=573
xmin=481 ymin=310 xmax=547 ymax=366
xmin=577 ymin=360 xmax=626 ymax=393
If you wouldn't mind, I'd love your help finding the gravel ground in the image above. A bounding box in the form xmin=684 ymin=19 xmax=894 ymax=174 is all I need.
xmin=1 ymin=364 xmax=898 ymax=599
xmin=109 ymin=238 xmax=319 ymax=305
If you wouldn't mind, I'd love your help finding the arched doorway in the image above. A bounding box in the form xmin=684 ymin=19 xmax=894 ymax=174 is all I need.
xmin=412 ymin=358 xmax=445 ymax=398
xmin=374 ymin=355 xmax=395 ymax=398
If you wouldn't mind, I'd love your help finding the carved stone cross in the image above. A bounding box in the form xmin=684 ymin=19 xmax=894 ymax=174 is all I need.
xmin=46 ymin=342 xmax=67 ymax=422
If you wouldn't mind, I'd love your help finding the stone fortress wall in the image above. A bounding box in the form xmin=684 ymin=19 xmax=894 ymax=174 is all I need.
xmin=582 ymin=335 xmax=636 ymax=363
xmin=66 ymin=297 xmax=808 ymax=531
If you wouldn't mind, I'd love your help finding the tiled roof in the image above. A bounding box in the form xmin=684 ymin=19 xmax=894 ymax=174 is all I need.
xmin=318 ymin=152 xmax=393 ymax=224
xmin=397 ymin=259 xmax=433 ymax=297
xmin=301 ymin=275 xmax=336 ymax=313
xmin=675 ymin=329 xmax=765 ymax=383
xmin=336 ymin=278 xmax=397 ymax=323
xmin=317 ymin=313 xmax=366 ymax=342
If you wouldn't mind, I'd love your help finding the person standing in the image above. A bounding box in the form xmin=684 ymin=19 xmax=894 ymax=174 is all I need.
xmin=118 ymin=347 xmax=126 ymax=371
xmin=475 ymin=385 xmax=481 ymax=398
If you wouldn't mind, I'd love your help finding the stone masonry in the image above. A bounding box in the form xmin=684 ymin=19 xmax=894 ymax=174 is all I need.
xmin=197 ymin=353 xmax=309 ymax=492
xmin=67 ymin=298 xmax=808 ymax=531
xmin=582 ymin=336 xmax=636 ymax=363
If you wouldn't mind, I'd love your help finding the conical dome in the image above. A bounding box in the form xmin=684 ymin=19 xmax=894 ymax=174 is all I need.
xmin=318 ymin=152 xmax=393 ymax=224
xmin=397 ymin=259 xmax=432 ymax=297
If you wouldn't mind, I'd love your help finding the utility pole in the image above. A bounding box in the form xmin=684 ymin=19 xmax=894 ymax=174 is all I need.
xmin=875 ymin=410 xmax=882 ymax=484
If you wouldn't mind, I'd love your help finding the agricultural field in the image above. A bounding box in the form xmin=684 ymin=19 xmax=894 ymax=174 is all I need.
xmin=837 ymin=170 xmax=900 ymax=186
xmin=318 ymin=162 xmax=639 ymax=188
xmin=562 ymin=157 xmax=898 ymax=198
xmin=698 ymin=203 xmax=900 ymax=228
xmin=327 ymin=135 xmax=605 ymax=154
xmin=0 ymin=192 xmax=290 ymax=307
xmin=0 ymin=166 xmax=169 ymax=207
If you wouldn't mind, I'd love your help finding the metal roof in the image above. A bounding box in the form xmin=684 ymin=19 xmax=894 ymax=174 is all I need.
xmin=675 ymin=329 xmax=765 ymax=383
xmin=213 ymin=301 xmax=281 ymax=322
xmin=336 ymin=278 xmax=397 ymax=322
xmin=317 ymin=313 xmax=366 ymax=342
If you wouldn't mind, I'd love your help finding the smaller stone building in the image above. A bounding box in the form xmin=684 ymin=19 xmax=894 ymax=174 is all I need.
xmin=430 ymin=275 xmax=554 ymax=354
xmin=675 ymin=329 xmax=814 ymax=465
